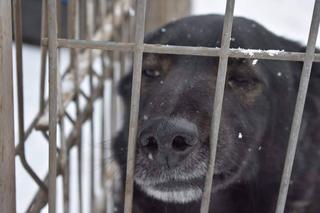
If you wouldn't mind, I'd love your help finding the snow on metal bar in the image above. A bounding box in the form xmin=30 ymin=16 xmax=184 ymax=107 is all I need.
xmin=53 ymin=38 xmax=320 ymax=62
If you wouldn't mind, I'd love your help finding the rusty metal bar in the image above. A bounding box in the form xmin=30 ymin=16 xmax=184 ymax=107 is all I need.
xmin=47 ymin=38 xmax=320 ymax=62
xmin=275 ymin=0 xmax=320 ymax=213
xmin=47 ymin=0 xmax=59 ymax=211
xmin=200 ymin=0 xmax=235 ymax=212
xmin=123 ymin=0 xmax=147 ymax=212
xmin=0 ymin=0 xmax=16 ymax=212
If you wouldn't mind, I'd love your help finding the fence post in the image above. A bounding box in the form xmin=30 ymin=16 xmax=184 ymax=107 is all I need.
xmin=47 ymin=0 xmax=59 ymax=211
xmin=0 ymin=0 xmax=16 ymax=212
xmin=145 ymin=0 xmax=191 ymax=33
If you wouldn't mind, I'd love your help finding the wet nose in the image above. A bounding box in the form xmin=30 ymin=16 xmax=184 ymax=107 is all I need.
xmin=138 ymin=118 xmax=199 ymax=168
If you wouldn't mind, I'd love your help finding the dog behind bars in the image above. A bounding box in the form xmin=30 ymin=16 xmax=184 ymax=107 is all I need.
xmin=113 ymin=15 xmax=320 ymax=213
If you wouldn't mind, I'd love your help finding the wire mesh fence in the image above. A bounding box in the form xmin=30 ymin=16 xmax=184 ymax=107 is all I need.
xmin=1 ymin=0 xmax=320 ymax=212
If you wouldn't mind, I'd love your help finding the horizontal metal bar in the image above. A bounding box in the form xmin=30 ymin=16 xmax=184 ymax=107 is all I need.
xmin=42 ymin=38 xmax=320 ymax=62
xmin=56 ymin=38 xmax=135 ymax=51
xmin=275 ymin=0 xmax=320 ymax=212
xmin=144 ymin=45 xmax=320 ymax=62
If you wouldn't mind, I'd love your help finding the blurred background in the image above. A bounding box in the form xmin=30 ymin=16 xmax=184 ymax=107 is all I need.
xmin=13 ymin=0 xmax=319 ymax=212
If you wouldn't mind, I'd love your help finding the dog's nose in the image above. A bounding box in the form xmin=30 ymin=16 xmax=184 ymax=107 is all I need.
xmin=138 ymin=118 xmax=199 ymax=168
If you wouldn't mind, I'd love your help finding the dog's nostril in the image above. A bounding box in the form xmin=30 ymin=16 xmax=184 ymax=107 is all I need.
xmin=172 ymin=135 xmax=191 ymax=151
xmin=141 ymin=136 xmax=158 ymax=152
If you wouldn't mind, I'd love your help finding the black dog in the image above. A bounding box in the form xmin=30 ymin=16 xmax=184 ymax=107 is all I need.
xmin=114 ymin=15 xmax=320 ymax=213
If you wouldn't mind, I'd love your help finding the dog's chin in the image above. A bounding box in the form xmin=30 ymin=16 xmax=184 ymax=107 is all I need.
xmin=135 ymin=170 xmax=240 ymax=204
xmin=137 ymin=179 xmax=203 ymax=204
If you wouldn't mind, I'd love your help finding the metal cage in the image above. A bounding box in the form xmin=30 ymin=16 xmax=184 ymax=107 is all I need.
xmin=1 ymin=0 xmax=320 ymax=212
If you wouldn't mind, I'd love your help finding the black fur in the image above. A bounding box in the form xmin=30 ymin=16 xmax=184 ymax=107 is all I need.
xmin=114 ymin=15 xmax=320 ymax=213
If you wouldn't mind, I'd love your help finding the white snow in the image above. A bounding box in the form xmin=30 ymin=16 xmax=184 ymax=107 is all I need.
xmin=148 ymin=153 xmax=154 ymax=160
xmin=265 ymin=49 xmax=285 ymax=56
xmin=237 ymin=48 xmax=261 ymax=56
xmin=252 ymin=59 xmax=258 ymax=65
xmin=237 ymin=48 xmax=285 ymax=57
xmin=238 ymin=132 xmax=243 ymax=139
xmin=128 ymin=7 xmax=135 ymax=16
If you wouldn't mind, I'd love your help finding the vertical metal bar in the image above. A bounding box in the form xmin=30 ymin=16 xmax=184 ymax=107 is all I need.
xmin=59 ymin=118 xmax=69 ymax=213
xmin=47 ymin=0 xmax=59 ymax=211
xmin=0 ymin=0 xmax=16 ymax=212
xmin=200 ymin=1 xmax=235 ymax=213
xmin=124 ymin=0 xmax=147 ymax=212
xmin=77 ymin=1 xmax=85 ymax=212
xmin=13 ymin=0 xmax=25 ymax=144
xmin=100 ymin=74 xmax=107 ymax=213
xmin=64 ymin=1 xmax=78 ymax=211
xmin=40 ymin=0 xmax=48 ymax=114
xmin=129 ymin=0 xmax=137 ymax=44
xmin=87 ymin=0 xmax=95 ymax=211
xmin=56 ymin=0 xmax=62 ymax=37
xmin=79 ymin=0 xmax=87 ymax=39
xmin=89 ymin=70 xmax=95 ymax=213
xmin=275 ymin=1 xmax=320 ymax=212
xmin=99 ymin=1 xmax=107 ymax=212
xmin=77 ymin=138 xmax=83 ymax=213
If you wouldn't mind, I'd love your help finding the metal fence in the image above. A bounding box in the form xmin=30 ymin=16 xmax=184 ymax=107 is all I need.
xmin=1 ymin=0 xmax=320 ymax=212
xmin=1 ymin=0 xmax=135 ymax=212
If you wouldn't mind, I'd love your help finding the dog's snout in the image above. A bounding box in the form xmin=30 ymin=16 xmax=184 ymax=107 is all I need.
xmin=139 ymin=118 xmax=199 ymax=168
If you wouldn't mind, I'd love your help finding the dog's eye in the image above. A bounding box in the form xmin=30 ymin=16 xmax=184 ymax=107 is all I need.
xmin=227 ymin=75 xmax=258 ymax=90
xmin=142 ymin=69 xmax=161 ymax=78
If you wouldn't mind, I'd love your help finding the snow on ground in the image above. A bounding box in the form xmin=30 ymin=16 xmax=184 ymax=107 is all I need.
xmin=14 ymin=0 xmax=319 ymax=212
